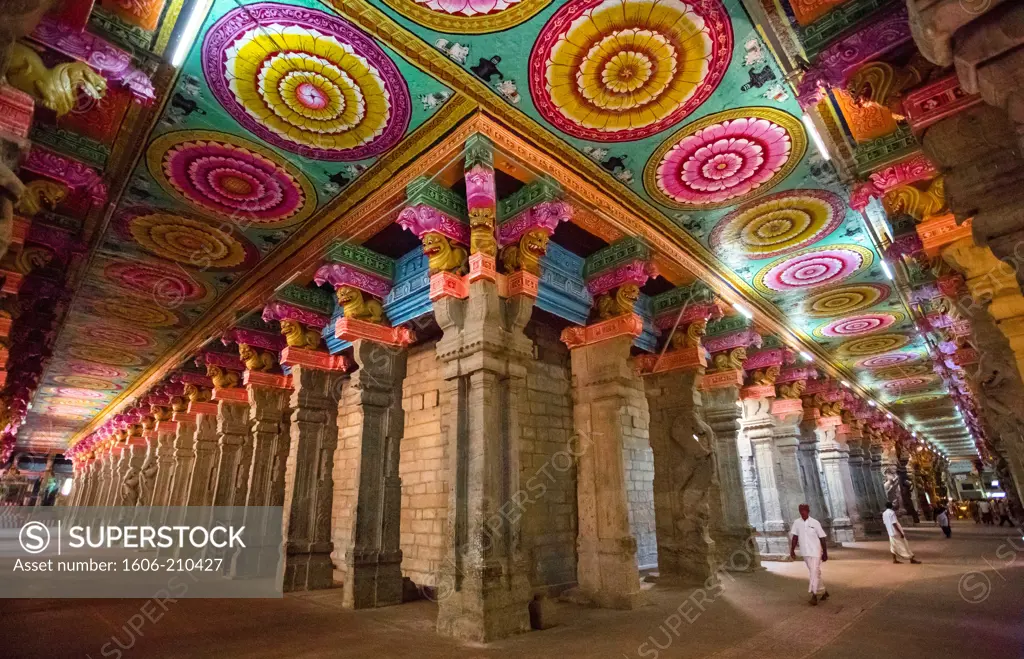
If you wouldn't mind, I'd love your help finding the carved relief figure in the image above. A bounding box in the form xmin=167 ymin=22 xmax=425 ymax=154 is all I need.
xmin=15 ymin=180 xmax=66 ymax=216
xmin=813 ymin=393 xmax=842 ymax=417
xmin=335 ymin=285 xmax=385 ymax=324
xmin=7 ymin=42 xmax=108 ymax=116
xmin=422 ymin=232 xmax=468 ymax=275
xmin=280 ymin=319 xmax=321 ymax=350
xmin=777 ymin=379 xmax=806 ymax=400
xmin=206 ymin=364 xmax=240 ymax=389
xmin=121 ymin=468 xmax=140 ymax=506
xmin=883 ymin=176 xmax=947 ymax=222
xmin=140 ymin=414 xmax=156 ymax=431
xmin=670 ymin=318 xmax=707 ymax=350
xmin=468 ymin=207 xmax=497 ymax=257
xmin=847 ymin=55 xmax=938 ymax=118
xmin=238 ymin=343 xmax=277 ymax=372
xmin=712 ymin=346 xmax=747 ymax=371
xmin=669 ymin=408 xmax=716 ymax=545
xmin=596 ymin=283 xmax=640 ymax=319
xmin=183 ymin=383 xmax=211 ymax=403
xmin=751 ymin=365 xmax=781 ymax=386
xmin=151 ymin=405 xmax=171 ymax=422
xmin=501 ymin=228 xmax=549 ymax=276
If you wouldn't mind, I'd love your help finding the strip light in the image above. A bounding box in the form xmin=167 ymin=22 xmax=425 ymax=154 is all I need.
xmin=881 ymin=261 xmax=894 ymax=280
xmin=801 ymin=113 xmax=831 ymax=161
xmin=171 ymin=1 xmax=209 ymax=67
xmin=732 ymin=302 xmax=754 ymax=320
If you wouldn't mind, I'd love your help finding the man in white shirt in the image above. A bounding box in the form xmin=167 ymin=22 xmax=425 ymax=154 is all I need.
xmin=978 ymin=499 xmax=992 ymax=525
xmin=883 ymin=501 xmax=921 ymax=564
xmin=789 ymin=503 xmax=829 ymax=605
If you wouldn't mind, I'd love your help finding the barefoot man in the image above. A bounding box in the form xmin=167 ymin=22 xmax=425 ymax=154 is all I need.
xmin=883 ymin=501 xmax=922 ymax=564
xmin=790 ymin=503 xmax=829 ymax=605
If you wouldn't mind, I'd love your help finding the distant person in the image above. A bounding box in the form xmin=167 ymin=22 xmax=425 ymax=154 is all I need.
xmin=997 ymin=500 xmax=1012 ymax=527
xmin=883 ymin=502 xmax=921 ymax=564
xmin=936 ymin=507 xmax=951 ymax=538
xmin=789 ymin=503 xmax=829 ymax=606
xmin=979 ymin=499 xmax=993 ymax=525
xmin=969 ymin=499 xmax=979 ymax=523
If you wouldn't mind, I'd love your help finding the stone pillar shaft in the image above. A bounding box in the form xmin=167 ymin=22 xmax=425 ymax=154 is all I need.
xmin=167 ymin=414 xmax=198 ymax=507
xmin=434 ymin=281 xmax=533 ymax=641
xmin=212 ymin=397 xmax=252 ymax=508
xmin=335 ymin=340 xmax=407 ymax=609
xmin=817 ymin=427 xmax=859 ymax=543
xmin=281 ymin=361 xmax=345 ymax=593
xmin=771 ymin=411 xmax=808 ymax=547
xmin=704 ymin=385 xmax=760 ymax=569
xmin=798 ymin=420 xmax=833 ymax=541
xmin=185 ymin=408 xmax=219 ymax=507
xmin=148 ymin=424 xmax=177 ymax=508
xmin=644 ymin=367 xmax=717 ymax=585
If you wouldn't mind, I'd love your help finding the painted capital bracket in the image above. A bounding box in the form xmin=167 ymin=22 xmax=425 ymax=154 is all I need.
xmin=187 ymin=401 xmax=218 ymax=416
xmin=171 ymin=411 xmax=197 ymax=423
xmin=280 ymin=346 xmax=352 ymax=372
xmin=314 ymin=255 xmax=394 ymax=300
xmin=244 ymin=371 xmax=292 ymax=390
xmin=262 ymin=300 xmax=330 ymax=329
xmin=197 ymin=351 xmax=245 ymax=372
xmin=31 ymin=17 xmax=157 ymax=104
xmin=335 ymin=316 xmax=415 ymax=347
xmin=796 ymin=5 xmax=910 ymax=108
xmin=222 ymin=326 xmax=285 ymax=352
xmin=212 ymin=387 xmax=249 ymax=404
xmin=583 ymin=237 xmax=656 ymax=296
xmin=704 ymin=328 xmax=762 ymax=354
xmin=770 ymin=398 xmax=803 ymax=416
xmin=918 ymin=215 xmax=972 ymax=257
xmin=776 ymin=365 xmax=819 ymax=383
xmin=155 ymin=420 xmax=178 ymax=433
xmin=429 ymin=271 xmax=468 ymax=301
xmin=561 ymin=313 xmax=644 ymax=349
xmin=742 ymin=347 xmax=792 ymax=370
xmin=700 ymin=368 xmax=744 ymax=391
xmin=742 ymin=384 xmax=776 ymax=399
xmin=849 ymin=153 xmax=937 ymax=210
xmin=634 ymin=346 xmax=706 ymax=375
xmin=172 ymin=372 xmax=213 ymax=388
xmin=23 ymin=146 xmax=107 ymax=203
xmin=0 ymin=86 xmax=34 ymax=140
xmin=398 ymin=177 xmax=469 ymax=243
xmin=506 ymin=270 xmax=539 ymax=298
xmin=903 ymin=75 xmax=981 ymax=135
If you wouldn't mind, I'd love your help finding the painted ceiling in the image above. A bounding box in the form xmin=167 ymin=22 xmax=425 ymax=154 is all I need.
xmin=19 ymin=0 xmax=969 ymax=457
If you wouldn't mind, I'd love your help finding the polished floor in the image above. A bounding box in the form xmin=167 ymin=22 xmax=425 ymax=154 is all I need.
xmin=3 ymin=522 xmax=1022 ymax=658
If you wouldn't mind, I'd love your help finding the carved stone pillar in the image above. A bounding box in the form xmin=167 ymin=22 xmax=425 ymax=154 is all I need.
xmin=642 ymin=359 xmax=718 ymax=585
xmin=138 ymin=430 xmax=159 ymax=508
xmin=868 ymin=442 xmax=889 ymax=518
xmin=798 ymin=418 xmax=834 ymax=541
xmin=704 ymin=382 xmax=760 ymax=569
xmin=231 ymin=372 xmax=291 ymax=579
xmin=743 ymin=396 xmax=786 ymax=558
xmin=148 ymin=422 xmax=177 ymax=508
xmin=770 ymin=402 xmax=808 ymax=548
xmin=881 ymin=441 xmax=900 ymax=510
xmin=184 ymin=402 xmax=219 ymax=507
xmin=211 ymin=389 xmax=253 ymax=508
xmin=167 ymin=411 xmax=197 ymax=507
xmin=99 ymin=451 xmax=122 ymax=507
xmin=280 ymin=349 xmax=347 ymax=593
xmin=820 ymin=423 xmax=862 ymax=541
xmin=897 ymin=452 xmax=921 ymax=524
xmin=119 ymin=437 xmax=148 ymax=510
xmin=333 ymin=340 xmax=407 ymax=609
xmin=433 ymin=279 xmax=534 ymax=640
xmin=846 ymin=433 xmax=882 ymax=536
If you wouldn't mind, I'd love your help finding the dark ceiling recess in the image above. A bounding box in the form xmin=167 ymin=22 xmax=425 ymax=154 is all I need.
xmin=450 ymin=168 xmax=525 ymax=201
xmin=363 ymin=222 xmax=423 ymax=259
xmin=642 ymin=275 xmax=676 ymax=297
xmin=552 ymin=219 xmax=607 ymax=258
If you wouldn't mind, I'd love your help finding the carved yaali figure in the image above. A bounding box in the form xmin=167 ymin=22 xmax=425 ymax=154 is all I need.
xmin=151 ymin=405 xmax=171 ymax=422
xmin=468 ymin=207 xmax=497 ymax=257
xmin=7 ymin=42 xmax=108 ymax=116
xmin=751 ymin=365 xmax=781 ymax=386
xmin=596 ymin=283 xmax=640 ymax=319
xmin=170 ymin=395 xmax=188 ymax=412
xmin=883 ymin=176 xmax=946 ymax=222
xmin=184 ymin=383 xmax=211 ymax=403
xmin=121 ymin=468 xmax=140 ymax=506
xmin=847 ymin=55 xmax=939 ymax=118
xmin=280 ymin=319 xmax=321 ymax=350
xmin=335 ymin=285 xmax=385 ymax=324
xmin=712 ymin=346 xmax=747 ymax=371
xmin=501 ymin=228 xmax=549 ymax=276
xmin=813 ymin=393 xmax=842 ymax=417
xmin=14 ymin=180 xmax=66 ymax=216
xmin=140 ymin=414 xmax=156 ymax=431
xmin=206 ymin=364 xmax=240 ymax=389
xmin=777 ymin=379 xmax=806 ymax=400
xmin=669 ymin=407 xmax=716 ymax=548
xmin=422 ymin=232 xmax=467 ymax=275
xmin=238 ymin=343 xmax=277 ymax=372
xmin=670 ymin=318 xmax=707 ymax=350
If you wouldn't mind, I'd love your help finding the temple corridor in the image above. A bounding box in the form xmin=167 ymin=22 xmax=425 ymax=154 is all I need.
xmin=4 ymin=523 xmax=1022 ymax=658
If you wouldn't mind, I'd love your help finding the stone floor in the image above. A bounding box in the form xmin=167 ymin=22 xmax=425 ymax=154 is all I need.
xmin=3 ymin=522 xmax=1023 ymax=658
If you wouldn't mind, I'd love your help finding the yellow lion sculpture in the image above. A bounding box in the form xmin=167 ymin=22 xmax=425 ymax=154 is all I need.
xmin=502 ymin=228 xmax=549 ymax=276
xmin=469 ymin=207 xmax=498 ymax=257
xmin=712 ymin=346 xmax=747 ymax=371
xmin=422 ymin=232 xmax=468 ymax=274
xmin=238 ymin=343 xmax=276 ymax=372
xmin=596 ymin=283 xmax=640 ymax=319
xmin=280 ymin=319 xmax=321 ymax=350
xmin=336 ymin=285 xmax=385 ymax=324
xmin=206 ymin=364 xmax=240 ymax=389
xmin=776 ymin=380 xmax=806 ymax=400
xmin=15 ymin=180 xmax=66 ymax=216
xmin=8 ymin=42 xmax=108 ymax=116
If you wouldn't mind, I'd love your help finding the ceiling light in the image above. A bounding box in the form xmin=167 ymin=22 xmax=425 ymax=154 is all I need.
xmin=801 ymin=113 xmax=831 ymax=161
xmin=881 ymin=261 xmax=894 ymax=280
xmin=800 ymin=351 xmax=814 ymax=362
xmin=171 ymin=1 xmax=209 ymax=67
xmin=840 ymin=380 xmax=850 ymax=387
xmin=731 ymin=302 xmax=754 ymax=320
xmin=886 ymin=413 xmax=893 ymax=419
xmin=868 ymin=400 xmax=876 ymax=407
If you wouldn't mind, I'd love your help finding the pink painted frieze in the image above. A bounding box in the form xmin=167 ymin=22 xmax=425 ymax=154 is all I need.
xmin=221 ymin=327 xmax=285 ymax=352
xmin=244 ymin=370 xmax=292 ymax=390
xmin=585 ymin=260 xmax=657 ymax=297
xmin=23 ymin=146 xmax=107 ymax=203
xmin=196 ymin=351 xmax=245 ymax=372
xmin=561 ymin=313 xmax=644 ymax=349
xmin=314 ymin=263 xmax=392 ymax=299
xmin=742 ymin=384 xmax=776 ymax=400
xmin=776 ymin=365 xmax=819 ymax=383
xmin=262 ymin=301 xmax=330 ymax=329
xmin=703 ymin=328 xmax=762 ymax=354
xmin=397 ymin=205 xmax=470 ymax=244
xmin=742 ymin=347 xmax=792 ymax=371
xmin=498 ymin=201 xmax=573 ymax=247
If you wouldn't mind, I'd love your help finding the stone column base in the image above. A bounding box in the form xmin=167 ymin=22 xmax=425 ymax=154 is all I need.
xmin=282 ymin=544 xmax=335 ymax=593
xmin=435 ymin=567 xmax=533 ymax=642
xmin=343 ymin=551 xmax=404 ymax=609
xmin=712 ymin=527 xmax=762 ymax=571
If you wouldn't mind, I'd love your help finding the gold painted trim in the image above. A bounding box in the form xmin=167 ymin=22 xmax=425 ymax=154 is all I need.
xmin=378 ymin=0 xmax=553 ymax=34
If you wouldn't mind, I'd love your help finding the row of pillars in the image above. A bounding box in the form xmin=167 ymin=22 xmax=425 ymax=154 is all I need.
xmin=66 ymin=280 xmax=912 ymax=643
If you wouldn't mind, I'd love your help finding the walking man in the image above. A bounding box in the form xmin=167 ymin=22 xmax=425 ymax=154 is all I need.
xmin=883 ymin=501 xmax=921 ymax=564
xmin=978 ymin=498 xmax=993 ymax=525
xmin=790 ymin=503 xmax=829 ymax=605
xmin=936 ymin=506 xmax=951 ymax=538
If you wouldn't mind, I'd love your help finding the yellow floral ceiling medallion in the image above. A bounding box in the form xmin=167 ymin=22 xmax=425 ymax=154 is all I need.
xmin=382 ymin=0 xmax=553 ymax=33
xmin=529 ymin=0 xmax=733 ymax=141
xmin=838 ymin=333 xmax=912 ymax=357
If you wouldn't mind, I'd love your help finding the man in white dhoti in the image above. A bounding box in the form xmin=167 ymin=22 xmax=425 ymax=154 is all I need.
xmin=789 ymin=503 xmax=829 ymax=605
xmin=883 ymin=501 xmax=921 ymax=564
